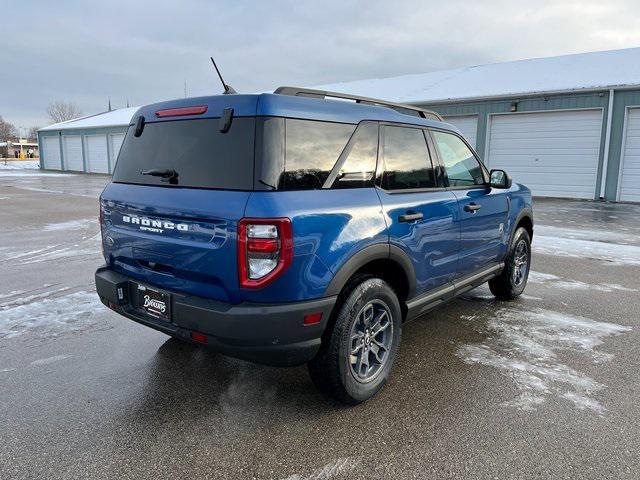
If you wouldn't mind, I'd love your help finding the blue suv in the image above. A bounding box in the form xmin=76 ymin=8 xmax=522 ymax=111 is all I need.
xmin=96 ymin=87 xmax=533 ymax=404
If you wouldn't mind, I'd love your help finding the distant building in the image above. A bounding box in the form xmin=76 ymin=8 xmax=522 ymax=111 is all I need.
xmin=0 ymin=140 xmax=39 ymax=158
xmin=37 ymin=107 xmax=138 ymax=174
xmin=316 ymin=48 xmax=640 ymax=202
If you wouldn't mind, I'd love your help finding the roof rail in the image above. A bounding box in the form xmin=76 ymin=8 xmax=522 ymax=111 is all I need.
xmin=274 ymin=86 xmax=444 ymax=121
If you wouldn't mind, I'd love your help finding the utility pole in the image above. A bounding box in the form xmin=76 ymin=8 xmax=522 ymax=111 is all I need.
xmin=184 ymin=79 xmax=187 ymax=98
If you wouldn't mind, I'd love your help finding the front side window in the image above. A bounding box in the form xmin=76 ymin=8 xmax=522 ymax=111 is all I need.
xmin=432 ymin=131 xmax=486 ymax=187
xmin=380 ymin=126 xmax=436 ymax=190
xmin=281 ymin=119 xmax=355 ymax=190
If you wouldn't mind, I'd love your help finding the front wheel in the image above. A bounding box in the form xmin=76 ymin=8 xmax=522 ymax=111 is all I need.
xmin=308 ymin=277 xmax=402 ymax=404
xmin=489 ymin=226 xmax=531 ymax=300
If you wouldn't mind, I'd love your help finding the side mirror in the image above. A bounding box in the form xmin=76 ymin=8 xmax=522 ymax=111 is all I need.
xmin=490 ymin=169 xmax=512 ymax=189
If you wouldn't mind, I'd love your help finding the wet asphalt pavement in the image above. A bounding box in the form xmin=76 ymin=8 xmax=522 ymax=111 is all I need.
xmin=1 ymin=168 xmax=639 ymax=479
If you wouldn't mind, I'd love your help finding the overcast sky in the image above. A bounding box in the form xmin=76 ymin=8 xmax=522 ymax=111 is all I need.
xmin=3 ymin=0 xmax=640 ymax=130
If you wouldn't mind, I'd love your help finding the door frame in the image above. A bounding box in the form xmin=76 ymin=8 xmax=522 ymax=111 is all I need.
xmin=616 ymin=105 xmax=640 ymax=201
xmin=483 ymin=107 xmax=605 ymax=199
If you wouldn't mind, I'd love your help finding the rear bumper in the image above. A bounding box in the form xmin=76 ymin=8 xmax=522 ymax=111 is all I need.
xmin=95 ymin=266 xmax=336 ymax=366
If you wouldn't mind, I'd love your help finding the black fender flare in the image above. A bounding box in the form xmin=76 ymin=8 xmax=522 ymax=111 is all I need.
xmin=511 ymin=206 xmax=534 ymax=242
xmin=324 ymin=243 xmax=417 ymax=298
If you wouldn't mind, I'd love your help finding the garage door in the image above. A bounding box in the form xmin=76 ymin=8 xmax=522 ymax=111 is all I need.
xmin=487 ymin=110 xmax=603 ymax=199
xmin=443 ymin=115 xmax=478 ymax=150
xmin=85 ymin=135 xmax=109 ymax=173
xmin=63 ymin=136 xmax=83 ymax=171
xmin=619 ymin=108 xmax=640 ymax=202
xmin=109 ymin=133 xmax=126 ymax=172
xmin=42 ymin=136 xmax=61 ymax=170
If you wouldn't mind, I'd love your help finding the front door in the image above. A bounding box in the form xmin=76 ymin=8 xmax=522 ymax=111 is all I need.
xmin=430 ymin=129 xmax=508 ymax=277
xmin=376 ymin=124 xmax=460 ymax=296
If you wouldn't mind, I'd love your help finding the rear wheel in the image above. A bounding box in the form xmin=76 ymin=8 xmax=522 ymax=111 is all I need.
xmin=489 ymin=227 xmax=531 ymax=300
xmin=308 ymin=277 xmax=402 ymax=404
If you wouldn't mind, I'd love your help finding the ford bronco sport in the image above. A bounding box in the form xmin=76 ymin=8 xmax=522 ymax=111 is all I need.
xmin=96 ymin=87 xmax=533 ymax=404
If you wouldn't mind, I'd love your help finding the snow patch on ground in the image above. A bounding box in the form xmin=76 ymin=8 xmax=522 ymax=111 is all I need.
xmin=0 ymin=290 xmax=105 ymax=339
xmin=534 ymin=225 xmax=638 ymax=245
xmin=529 ymin=271 xmax=637 ymax=292
xmin=457 ymin=308 xmax=630 ymax=414
xmin=44 ymin=218 xmax=95 ymax=231
xmin=0 ymin=287 xmax=71 ymax=309
xmin=0 ymin=172 xmax=75 ymax=177
xmin=1 ymin=233 xmax=102 ymax=265
xmin=0 ymin=161 xmax=40 ymax=170
xmin=281 ymin=458 xmax=360 ymax=480
xmin=0 ymin=290 xmax=26 ymax=300
xmin=30 ymin=354 xmax=72 ymax=366
xmin=533 ymin=235 xmax=640 ymax=266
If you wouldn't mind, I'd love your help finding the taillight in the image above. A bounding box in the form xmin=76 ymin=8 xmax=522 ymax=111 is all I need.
xmin=238 ymin=218 xmax=293 ymax=288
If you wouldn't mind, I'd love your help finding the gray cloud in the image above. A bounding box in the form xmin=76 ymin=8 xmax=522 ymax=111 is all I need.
xmin=2 ymin=0 xmax=640 ymax=128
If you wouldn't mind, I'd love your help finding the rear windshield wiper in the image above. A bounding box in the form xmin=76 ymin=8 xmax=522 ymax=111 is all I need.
xmin=141 ymin=169 xmax=179 ymax=184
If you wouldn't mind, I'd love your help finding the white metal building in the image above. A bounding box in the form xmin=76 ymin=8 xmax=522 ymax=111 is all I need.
xmin=38 ymin=107 xmax=138 ymax=174
xmin=316 ymin=48 xmax=640 ymax=201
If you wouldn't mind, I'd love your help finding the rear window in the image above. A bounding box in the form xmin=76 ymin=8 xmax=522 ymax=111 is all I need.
xmin=112 ymin=117 xmax=255 ymax=190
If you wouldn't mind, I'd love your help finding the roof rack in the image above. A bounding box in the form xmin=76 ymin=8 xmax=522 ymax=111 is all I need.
xmin=274 ymin=86 xmax=444 ymax=121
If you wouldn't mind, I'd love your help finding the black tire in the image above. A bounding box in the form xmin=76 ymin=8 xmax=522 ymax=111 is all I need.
xmin=489 ymin=226 xmax=531 ymax=300
xmin=308 ymin=277 xmax=402 ymax=405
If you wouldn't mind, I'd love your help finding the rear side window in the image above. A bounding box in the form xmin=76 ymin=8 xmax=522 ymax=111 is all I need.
xmin=280 ymin=119 xmax=355 ymax=190
xmin=380 ymin=126 xmax=436 ymax=190
xmin=112 ymin=118 xmax=255 ymax=190
xmin=432 ymin=131 xmax=486 ymax=187
xmin=327 ymin=122 xmax=378 ymax=189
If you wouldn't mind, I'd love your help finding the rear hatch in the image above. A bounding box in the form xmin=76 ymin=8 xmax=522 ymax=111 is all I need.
xmin=100 ymin=96 xmax=258 ymax=304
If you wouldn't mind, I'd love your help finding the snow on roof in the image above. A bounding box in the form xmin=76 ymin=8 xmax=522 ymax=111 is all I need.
xmin=39 ymin=106 xmax=140 ymax=132
xmin=313 ymin=47 xmax=640 ymax=104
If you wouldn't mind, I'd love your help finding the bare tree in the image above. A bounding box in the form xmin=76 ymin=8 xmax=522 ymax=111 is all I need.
xmin=0 ymin=116 xmax=17 ymax=141
xmin=46 ymin=101 xmax=83 ymax=124
xmin=0 ymin=116 xmax=16 ymax=159
xmin=27 ymin=126 xmax=41 ymax=141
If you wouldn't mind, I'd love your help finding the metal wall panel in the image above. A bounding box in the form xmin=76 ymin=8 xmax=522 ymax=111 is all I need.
xmin=442 ymin=115 xmax=478 ymax=150
xmin=486 ymin=109 xmax=603 ymax=199
xmin=62 ymin=136 xmax=83 ymax=171
xmin=109 ymin=133 xmax=126 ymax=173
xmin=43 ymin=136 xmax=61 ymax=170
xmin=618 ymin=107 xmax=640 ymax=202
xmin=418 ymin=91 xmax=611 ymax=199
xmin=85 ymin=135 xmax=109 ymax=173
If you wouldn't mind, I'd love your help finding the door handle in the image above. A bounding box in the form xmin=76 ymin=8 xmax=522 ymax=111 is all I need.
xmin=399 ymin=212 xmax=424 ymax=223
xmin=464 ymin=203 xmax=482 ymax=212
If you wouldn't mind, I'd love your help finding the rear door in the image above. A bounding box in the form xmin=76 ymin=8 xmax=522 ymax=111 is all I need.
xmin=102 ymin=115 xmax=257 ymax=304
xmin=376 ymin=124 xmax=460 ymax=295
xmin=430 ymin=129 xmax=508 ymax=277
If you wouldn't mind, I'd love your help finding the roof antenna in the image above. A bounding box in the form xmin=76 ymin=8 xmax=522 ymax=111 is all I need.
xmin=210 ymin=57 xmax=237 ymax=94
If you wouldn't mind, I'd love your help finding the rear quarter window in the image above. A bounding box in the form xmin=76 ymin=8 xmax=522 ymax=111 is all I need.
xmin=280 ymin=119 xmax=355 ymax=190
xmin=112 ymin=117 xmax=255 ymax=190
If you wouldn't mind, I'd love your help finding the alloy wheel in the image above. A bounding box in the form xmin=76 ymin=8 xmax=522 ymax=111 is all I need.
xmin=348 ymin=300 xmax=393 ymax=383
